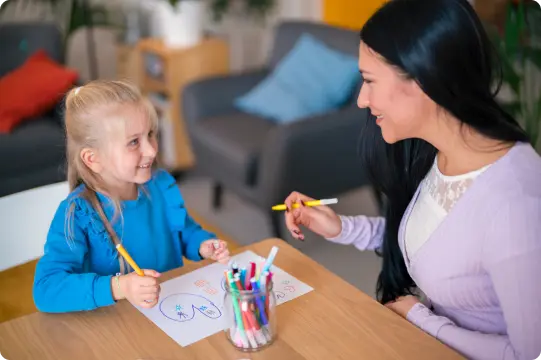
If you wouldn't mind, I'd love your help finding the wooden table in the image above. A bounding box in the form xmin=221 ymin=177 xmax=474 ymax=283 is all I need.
xmin=0 ymin=239 xmax=463 ymax=360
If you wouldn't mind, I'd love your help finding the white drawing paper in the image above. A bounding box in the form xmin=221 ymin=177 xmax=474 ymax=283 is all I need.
xmin=133 ymin=250 xmax=313 ymax=347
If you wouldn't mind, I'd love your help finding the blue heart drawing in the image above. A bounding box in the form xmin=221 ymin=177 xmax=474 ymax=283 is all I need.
xmin=159 ymin=293 xmax=222 ymax=323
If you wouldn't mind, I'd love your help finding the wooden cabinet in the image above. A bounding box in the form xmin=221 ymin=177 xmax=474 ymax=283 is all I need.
xmin=116 ymin=44 xmax=141 ymax=87
xmin=136 ymin=37 xmax=230 ymax=172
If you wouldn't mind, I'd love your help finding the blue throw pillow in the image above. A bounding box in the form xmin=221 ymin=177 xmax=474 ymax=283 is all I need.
xmin=234 ymin=34 xmax=360 ymax=124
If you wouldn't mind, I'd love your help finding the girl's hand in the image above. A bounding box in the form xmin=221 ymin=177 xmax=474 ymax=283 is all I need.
xmin=384 ymin=295 xmax=420 ymax=318
xmin=284 ymin=191 xmax=342 ymax=240
xmin=199 ymin=239 xmax=230 ymax=264
xmin=113 ymin=269 xmax=161 ymax=308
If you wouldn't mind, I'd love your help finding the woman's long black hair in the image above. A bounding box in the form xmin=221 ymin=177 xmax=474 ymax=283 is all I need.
xmin=358 ymin=0 xmax=530 ymax=304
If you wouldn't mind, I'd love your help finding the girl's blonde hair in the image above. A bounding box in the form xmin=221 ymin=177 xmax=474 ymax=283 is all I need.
xmin=64 ymin=80 xmax=158 ymax=274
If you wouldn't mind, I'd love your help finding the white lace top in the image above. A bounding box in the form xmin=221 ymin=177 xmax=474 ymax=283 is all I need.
xmin=405 ymin=157 xmax=492 ymax=258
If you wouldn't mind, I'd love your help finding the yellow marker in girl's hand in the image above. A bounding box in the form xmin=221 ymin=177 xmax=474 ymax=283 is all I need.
xmin=116 ymin=244 xmax=144 ymax=276
xmin=271 ymin=198 xmax=338 ymax=211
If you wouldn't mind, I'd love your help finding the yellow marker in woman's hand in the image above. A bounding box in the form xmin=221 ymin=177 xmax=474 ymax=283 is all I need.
xmin=271 ymin=198 xmax=338 ymax=211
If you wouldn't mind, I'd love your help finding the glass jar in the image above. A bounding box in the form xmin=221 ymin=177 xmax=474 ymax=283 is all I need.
xmin=223 ymin=278 xmax=277 ymax=351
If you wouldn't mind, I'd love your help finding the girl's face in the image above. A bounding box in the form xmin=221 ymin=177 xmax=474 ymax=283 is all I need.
xmin=87 ymin=104 xmax=158 ymax=197
xmin=357 ymin=41 xmax=435 ymax=144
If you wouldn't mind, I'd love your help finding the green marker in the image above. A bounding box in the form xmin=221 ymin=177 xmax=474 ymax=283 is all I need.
xmin=227 ymin=272 xmax=249 ymax=348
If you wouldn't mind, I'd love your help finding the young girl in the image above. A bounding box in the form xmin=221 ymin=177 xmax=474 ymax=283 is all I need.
xmin=33 ymin=80 xmax=230 ymax=313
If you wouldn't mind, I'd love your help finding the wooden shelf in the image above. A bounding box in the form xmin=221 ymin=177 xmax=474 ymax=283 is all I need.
xmin=141 ymin=75 xmax=169 ymax=95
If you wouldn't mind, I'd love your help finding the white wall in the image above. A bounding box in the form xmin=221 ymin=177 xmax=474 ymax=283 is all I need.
xmin=219 ymin=0 xmax=323 ymax=71
xmin=278 ymin=0 xmax=322 ymax=21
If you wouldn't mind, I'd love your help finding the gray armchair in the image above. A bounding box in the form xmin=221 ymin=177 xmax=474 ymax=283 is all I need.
xmin=182 ymin=21 xmax=373 ymax=239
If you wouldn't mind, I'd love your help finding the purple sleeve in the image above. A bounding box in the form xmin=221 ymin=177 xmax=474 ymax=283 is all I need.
xmin=325 ymin=215 xmax=385 ymax=251
xmin=407 ymin=304 xmax=519 ymax=360
xmin=407 ymin=194 xmax=541 ymax=360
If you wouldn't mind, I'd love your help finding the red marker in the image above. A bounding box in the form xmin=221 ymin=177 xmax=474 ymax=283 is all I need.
xmin=247 ymin=262 xmax=256 ymax=290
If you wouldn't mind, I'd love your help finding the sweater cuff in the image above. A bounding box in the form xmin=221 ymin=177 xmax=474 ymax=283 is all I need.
xmin=94 ymin=275 xmax=115 ymax=308
xmin=325 ymin=215 xmax=351 ymax=244
xmin=186 ymin=232 xmax=214 ymax=261
xmin=406 ymin=303 xmax=454 ymax=338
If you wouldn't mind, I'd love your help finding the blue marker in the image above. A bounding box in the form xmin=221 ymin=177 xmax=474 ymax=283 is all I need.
xmin=250 ymin=278 xmax=268 ymax=326
xmin=262 ymin=246 xmax=279 ymax=273
xmin=240 ymin=267 xmax=247 ymax=288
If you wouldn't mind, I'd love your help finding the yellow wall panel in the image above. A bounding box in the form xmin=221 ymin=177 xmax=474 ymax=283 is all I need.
xmin=323 ymin=0 xmax=388 ymax=30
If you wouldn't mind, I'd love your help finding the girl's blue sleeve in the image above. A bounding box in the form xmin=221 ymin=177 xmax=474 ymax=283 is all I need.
xmin=33 ymin=200 xmax=115 ymax=313
xmin=180 ymin=212 xmax=216 ymax=261
xmin=153 ymin=168 xmax=216 ymax=262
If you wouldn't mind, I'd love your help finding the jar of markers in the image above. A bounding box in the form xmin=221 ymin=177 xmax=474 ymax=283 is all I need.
xmin=222 ymin=262 xmax=277 ymax=351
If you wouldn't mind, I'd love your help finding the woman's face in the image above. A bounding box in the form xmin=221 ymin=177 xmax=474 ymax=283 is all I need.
xmin=357 ymin=41 xmax=434 ymax=144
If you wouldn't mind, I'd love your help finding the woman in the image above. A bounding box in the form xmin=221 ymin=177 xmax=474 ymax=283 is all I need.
xmin=284 ymin=0 xmax=541 ymax=359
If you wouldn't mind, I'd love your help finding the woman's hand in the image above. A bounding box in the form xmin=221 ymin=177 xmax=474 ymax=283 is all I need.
xmin=199 ymin=239 xmax=230 ymax=264
xmin=385 ymin=295 xmax=420 ymax=318
xmin=113 ymin=269 xmax=161 ymax=308
xmin=284 ymin=191 xmax=342 ymax=240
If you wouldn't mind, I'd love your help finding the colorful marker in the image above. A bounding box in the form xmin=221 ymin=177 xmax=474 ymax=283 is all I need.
xmin=240 ymin=267 xmax=247 ymax=289
xmin=227 ymin=273 xmax=249 ymax=348
xmin=232 ymin=262 xmax=239 ymax=275
xmin=262 ymin=246 xmax=279 ymax=273
xmin=115 ymin=244 xmax=143 ymax=276
xmin=250 ymin=278 xmax=268 ymax=326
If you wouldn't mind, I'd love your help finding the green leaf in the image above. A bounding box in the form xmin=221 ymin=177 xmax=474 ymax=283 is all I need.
xmin=517 ymin=0 xmax=526 ymax=34
xmin=525 ymin=48 xmax=541 ymax=71
xmin=499 ymin=50 xmax=522 ymax=95
xmin=488 ymin=19 xmax=522 ymax=95
xmin=504 ymin=3 xmax=520 ymax=55
xmin=210 ymin=0 xmax=231 ymax=22
xmin=66 ymin=2 xmax=115 ymax=36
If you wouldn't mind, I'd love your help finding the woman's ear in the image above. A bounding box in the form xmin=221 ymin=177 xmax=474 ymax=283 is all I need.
xmin=80 ymin=148 xmax=102 ymax=173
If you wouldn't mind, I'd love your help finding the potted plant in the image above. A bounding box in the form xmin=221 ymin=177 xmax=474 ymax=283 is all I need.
xmin=156 ymin=0 xmax=206 ymax=48
xmin=488 ymin=0 xmax=541 ymax=151
xmin=153 ymin=0 xmax=275 ymax=49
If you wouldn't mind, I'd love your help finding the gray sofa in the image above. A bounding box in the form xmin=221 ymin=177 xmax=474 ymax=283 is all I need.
xmin=183 ymin=21 xmax=375 ymax=238
xmin=0 ymin=23 xmax=67 ymax=197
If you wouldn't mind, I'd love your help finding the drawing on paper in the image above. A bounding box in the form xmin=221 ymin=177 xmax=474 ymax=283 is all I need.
xmin=159 ymin=293 xmax=222 ymax=323
xmin=221 ymin=277 xmax=227 ymax=291
xmin=194 ymin=279 xmax=219 ymax=295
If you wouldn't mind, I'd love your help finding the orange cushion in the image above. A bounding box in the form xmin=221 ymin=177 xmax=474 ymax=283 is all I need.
xmin=0 ymin=49 xmax=78 ymax=133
